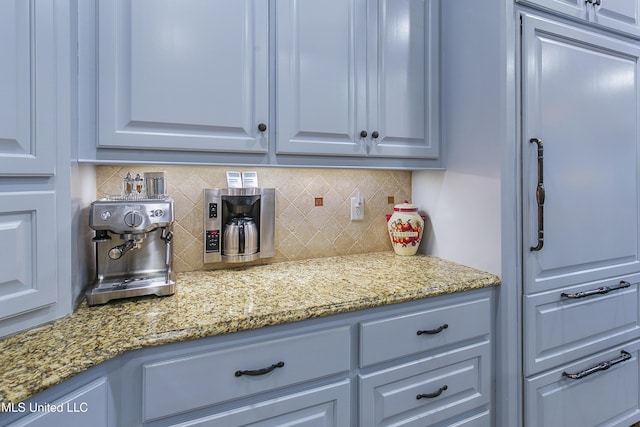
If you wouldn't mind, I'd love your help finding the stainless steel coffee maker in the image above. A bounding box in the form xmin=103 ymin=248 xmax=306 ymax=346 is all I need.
xmin=203 ymin=188 xmax=275 ymax=263
xmin=86 ymin=198 xmax=176 ymax=305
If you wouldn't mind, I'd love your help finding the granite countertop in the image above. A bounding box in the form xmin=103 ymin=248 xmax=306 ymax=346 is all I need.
xmin=0 ymin=252 xmax=500 ymax=405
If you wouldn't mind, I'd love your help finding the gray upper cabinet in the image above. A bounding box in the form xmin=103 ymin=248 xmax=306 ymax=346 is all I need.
xmin=517 ymin=0 xmax=640 ymax=37
xmin=0 ymin=0 xmax=56 ymax=176
xmin=276 ymin=0 xmax=440 ymax=160
xmin=97 ymin=0 xmax=269 ymax=153
xmin=83 ymin=0 xmax=442 ymax=168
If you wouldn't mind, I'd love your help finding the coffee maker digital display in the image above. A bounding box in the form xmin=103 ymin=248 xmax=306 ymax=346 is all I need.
xmin=204 ymin=188 xmax=275 ymax=263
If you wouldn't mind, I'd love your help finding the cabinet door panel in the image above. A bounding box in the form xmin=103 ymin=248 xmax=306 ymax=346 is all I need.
xmin=525 ymin=341 xmax=640 ymax=427
xmin=98 ymin=0 xmax=268 ymax=153
xmin=595 ymin=0 xmax=640 ymax=37
xmin=516 ymin=0 xmax=588 ymax=20
xmin=524 ymin=276 xmax=640 ymax=375
xmin=522 ymin=15 xmax=640 ymax=294
xmin=0 ymin=192 xmax=57 ymax=319
xmin=170 ymin=381 xmax=350 ymax=427
xmin=0 ymin=0 xmax=55 ymax=175
xmin=143 ymin=327 xmax=350 ymax=421
xmin=368 ymin=0 xmax=439 ymax=159
xmin=8 ymin=377 xmax=109 ymax=427
xmin=276 ymin=0 xmax=365 ymax=156
xmin=359 ymin=341 xmax=490 ymax=427
xmin=518 ymin=0 xmax=640 ymax=37
xmin=360 ymin=294 xmax=490 ymax=367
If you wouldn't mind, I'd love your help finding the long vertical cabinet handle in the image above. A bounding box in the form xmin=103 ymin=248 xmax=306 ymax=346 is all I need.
xmin=530 ymin=138 xmax=545 ymax=251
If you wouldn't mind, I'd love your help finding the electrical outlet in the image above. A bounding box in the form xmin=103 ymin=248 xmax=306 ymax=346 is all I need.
xmin=350 ymin=196 xmax=364 ymax=220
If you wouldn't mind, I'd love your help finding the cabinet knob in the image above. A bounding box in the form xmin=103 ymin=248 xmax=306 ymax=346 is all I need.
xmin=372 ymin=131 xmax=379 ymax=139
xmin=258 ymin=123 xmax=267 ymax=132
xmin=360 ymin=130 xmax=368 ymax=138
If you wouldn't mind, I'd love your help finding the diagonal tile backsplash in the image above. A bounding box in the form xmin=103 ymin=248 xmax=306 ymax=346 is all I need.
xmin=96 ymin=166 xmax=411 ymax=272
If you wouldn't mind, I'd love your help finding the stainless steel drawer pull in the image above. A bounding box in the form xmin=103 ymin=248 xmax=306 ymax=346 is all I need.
xmin=530 ymin=137 xmax=545 ymax=251
xmin=562 ymin=350 xmax=631 ymax=380
xmin=417 ymin=323 xmax=448 ymax=335
xmin=417 ymin=385 xmax=448 ymax=399
xmin=560 ymin=280 xmax=631 ymax=299
xmin=234 ymin=361 xmax=284 ymax=377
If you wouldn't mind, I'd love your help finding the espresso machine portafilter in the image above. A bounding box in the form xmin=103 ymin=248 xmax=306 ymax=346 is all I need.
xmin=86 ymin=199 xmax=176 ymax=305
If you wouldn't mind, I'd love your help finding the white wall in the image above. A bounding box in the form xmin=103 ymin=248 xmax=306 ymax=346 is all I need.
xmin=412 ymin=0 xmax=503 ymax=276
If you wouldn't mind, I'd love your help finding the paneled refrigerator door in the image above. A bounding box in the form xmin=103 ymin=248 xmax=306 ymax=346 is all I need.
xmin=521 ymin=14 xmax=640 ymax=295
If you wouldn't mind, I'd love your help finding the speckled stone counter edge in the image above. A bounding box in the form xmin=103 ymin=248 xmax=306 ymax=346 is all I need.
xmin=0 ymin=252 xmax=500 ymax=405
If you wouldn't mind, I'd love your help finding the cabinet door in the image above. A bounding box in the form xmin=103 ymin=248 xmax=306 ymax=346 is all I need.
xmin=0 ymin=192 xmax=57 ymax=321
xmin=523 ymin=276 xmax=640 ymax=375
xmin=142 ymin=327 xmax=350 ymax=421
xmin=367 ymin=0 xmax=440 ymax=159
xmin=98 ymin=0 xmax=269 ymax=153
xmin=7 ymin=377 xmax=110 ymax=427
xmin=594 ymin=0 xmax=640 ymax=37
xmin=276 ymin=0 xmax=366 ymax=156
xmin=169 ymin=381 xmax=350 ymax=427
xmin=518 ymin=0 xmax=640 ymax=38
xmin=359 ymin=341 xmax=491 ymax=427
xmin=0 ymin=0 xmax=55 ymax=175
xmin=516 ymin=0 xmax=588 ymax=22
xmin=521 ymin=14 xmax=640 ymax=294
xmin=524 ymin=341 xmax=640 ymax=427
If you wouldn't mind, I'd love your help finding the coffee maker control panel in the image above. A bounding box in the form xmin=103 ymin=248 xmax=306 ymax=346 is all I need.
xmin=203 ymin=188 xmax=275 ymax=264
xmin=206 ymin=230 xmax=220 ymax=252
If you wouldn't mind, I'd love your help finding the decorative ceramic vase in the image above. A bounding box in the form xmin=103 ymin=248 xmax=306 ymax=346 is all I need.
xmin=387 ymin=200 xmax=424 ymax=256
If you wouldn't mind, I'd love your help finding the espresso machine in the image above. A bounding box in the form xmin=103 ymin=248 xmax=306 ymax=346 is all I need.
xmin=86 ymin=198 xmax=176 ymax=305
xmin=203 ymin=188 xmax=275 ymax=263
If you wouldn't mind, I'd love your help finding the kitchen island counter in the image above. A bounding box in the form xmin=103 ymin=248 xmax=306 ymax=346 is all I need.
xmin=0 ymin=252 xmax=499 ymax=405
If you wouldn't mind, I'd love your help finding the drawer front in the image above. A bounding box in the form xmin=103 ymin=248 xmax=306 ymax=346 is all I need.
xmin=524 ymin=278 xmax=640 ymax=375
xmin=525 ymin=340 xmax=640 ymax=427
xmin=170 ymin=380 xmax=351 ymax=427
xmin=143 ymin=326 xmax=350 ymax=422
xmin=360 ymin=294 xmax=491 ymax=367
xmin=359 ymin=341 xmax=491 ymax=427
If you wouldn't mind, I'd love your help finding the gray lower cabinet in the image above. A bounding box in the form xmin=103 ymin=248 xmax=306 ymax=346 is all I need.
xmin=358 ymin=292 xmax=492 ymax=426
xmin=2 ymin=289 xmax=493 ymax=426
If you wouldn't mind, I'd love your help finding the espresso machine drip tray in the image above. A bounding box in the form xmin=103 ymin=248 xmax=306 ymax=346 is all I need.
xmin=86 ymin=274 xmax=176 ymax=306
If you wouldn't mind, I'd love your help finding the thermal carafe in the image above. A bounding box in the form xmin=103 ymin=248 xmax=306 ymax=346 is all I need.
xmin=204 ymin=188 xmax=275 ymax=263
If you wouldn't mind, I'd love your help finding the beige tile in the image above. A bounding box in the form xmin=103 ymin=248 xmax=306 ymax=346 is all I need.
xmin=96 ymin=165 xmax=411 ymax=271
